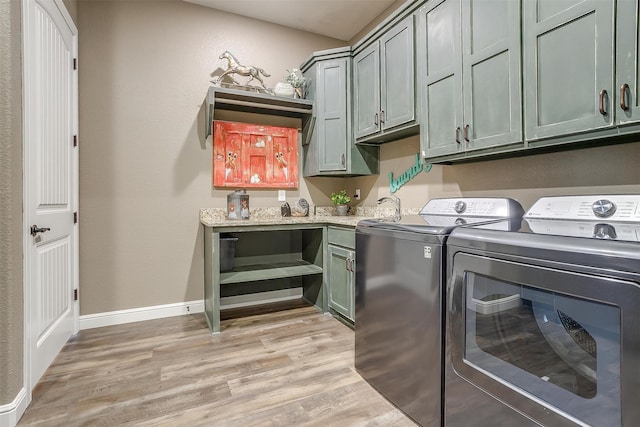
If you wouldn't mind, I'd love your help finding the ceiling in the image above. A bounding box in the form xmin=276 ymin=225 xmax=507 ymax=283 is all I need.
xmin=183 ymin=0 xmax=397 ymax=41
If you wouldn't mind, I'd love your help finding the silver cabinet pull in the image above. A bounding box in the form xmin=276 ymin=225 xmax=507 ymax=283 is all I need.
xmin=374 ymin=113 xmax=379 ymax=126
xmin=341 ymin=153 xmax=345 ymax=166
xmin=463 ymin=124 xmax=470 ymax=142
xmin=455 ymin=127 xmax=461 ymax=144
xmin=380 ymin=110 xmax=385 ymax=124
xmin=346 ymin=257 xmax=353 ymax=272
xmin=620 ymin=83 xmax=630 ymax=111
xmin=599 ymin=89 xmax=608 ymax=115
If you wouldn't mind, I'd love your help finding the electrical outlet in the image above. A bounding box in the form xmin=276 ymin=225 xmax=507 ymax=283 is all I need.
xmin=354 ymin=189 xmax=361 ymax=200
xmin=278 ymin=190 xmax=286 ymax=202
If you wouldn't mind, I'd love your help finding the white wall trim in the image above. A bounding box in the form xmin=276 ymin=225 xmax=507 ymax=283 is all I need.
xmin=79 ymin=300 xmax=205 ymax=330
xmin=79 ymin=289 xmax=305 ymax=330
xmin=0 ymin=387 xmax=28 ymax=427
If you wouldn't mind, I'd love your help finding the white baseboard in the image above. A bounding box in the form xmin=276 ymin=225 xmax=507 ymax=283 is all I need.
xmin=0 ymin=387 xmax=28 ymax=427
xmin=79 ymin=289 xmax=305 ymax=330
xmin=79 ymin=300 xmax=205 ymax=330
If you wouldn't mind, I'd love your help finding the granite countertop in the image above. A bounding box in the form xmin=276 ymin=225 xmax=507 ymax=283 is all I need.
xmin=199 ymin=206 xmax=420 ymax=228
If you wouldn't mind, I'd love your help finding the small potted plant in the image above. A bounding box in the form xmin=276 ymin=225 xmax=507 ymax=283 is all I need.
xmin=330 ymin=190 xmax=351 ymax=216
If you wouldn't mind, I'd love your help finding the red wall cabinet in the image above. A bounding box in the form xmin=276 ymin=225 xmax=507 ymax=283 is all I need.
xmin=213 ymin=121 xmax=299 ymax=188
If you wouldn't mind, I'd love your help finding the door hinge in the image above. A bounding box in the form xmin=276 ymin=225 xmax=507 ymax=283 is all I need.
xmin=73 ymin=211 xmax=78 ymax=224
xmin=73 ymin=57 xmax=77 ymax=70
xmin=73 ymin=134 xmax=78 ymax=147
xmin=74 ymin=289 xmax=78 ymax=301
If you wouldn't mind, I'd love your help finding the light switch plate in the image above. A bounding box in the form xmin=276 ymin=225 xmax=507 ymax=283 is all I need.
xmin=278 ymin=190 xmax=286 ymax=201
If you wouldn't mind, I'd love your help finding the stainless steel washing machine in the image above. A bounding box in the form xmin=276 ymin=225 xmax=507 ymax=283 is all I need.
xmin=355 ymin=197 xmax=524 ymax=427
xmin=445 ymin=195 xmax=640 ymax=427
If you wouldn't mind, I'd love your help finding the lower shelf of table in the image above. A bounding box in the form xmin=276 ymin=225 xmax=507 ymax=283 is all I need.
xmin=220 ymin=260 xmax=323 ymax=285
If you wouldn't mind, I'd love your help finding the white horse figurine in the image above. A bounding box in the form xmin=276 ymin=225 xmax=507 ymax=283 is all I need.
xmin=215 ymin=51 xmax=271 ymax=90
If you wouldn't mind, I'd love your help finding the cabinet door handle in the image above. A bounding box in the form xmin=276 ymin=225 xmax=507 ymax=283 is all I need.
xmin=463 ymin=124 xmax=470 ymax=142
xmin=341 ymin=153 xmax=345 ymax=166
xmin=30 ymin=225 xmax=51 ymax=236
xmin=374 ymin=113 xmax=379 ymax=126
xmin=620 ymin=83 xmax=630 ymax=111
xmin=345 ymin=257 xmax=352 ymax=272
xmin=455 ymin=127 xmax=461 ymax=144
xmin=599 ymin=89 xmax=608 ymax=115
xmin=380 ymin=110 xmax=385 ymax=124
xmin=350 ymin=258 xmax=355 ymax=272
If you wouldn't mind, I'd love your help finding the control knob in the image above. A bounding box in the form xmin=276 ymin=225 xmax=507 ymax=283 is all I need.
xmin=593 ymin=223 xmax=617 ymax=240
xmin=454 ymin=201 xmax=466 ymax=214
xmin=592 ymin=199 xmax=616 ymax=218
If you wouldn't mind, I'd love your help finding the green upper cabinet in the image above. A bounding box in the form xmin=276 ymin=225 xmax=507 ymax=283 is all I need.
xmin=353 ymin=15 xmax=418 ymax=143
xmin=418 ymin=0 xmax=522 ymax=160
xmin=317 ymin=59 xmax=349 ymax=171
xmin=616 ymin=0 xmax=640 ymax=127
xmin=523 ymin=0 xmax=615 ymax=142
xmin=354 ymin=44 xmax=380 ymax=140
xmin=301 ymin=47 xmax=378 ymax=177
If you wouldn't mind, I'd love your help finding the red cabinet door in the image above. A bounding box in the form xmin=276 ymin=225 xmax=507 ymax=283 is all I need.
xmin=213 ymin=121 xmax=298 ymax=188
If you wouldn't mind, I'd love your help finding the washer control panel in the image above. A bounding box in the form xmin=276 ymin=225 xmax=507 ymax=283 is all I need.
xmin=526 ymin=195 xmax=640 ymax=222
xmin=420 ymin=197 xmax=523 ymax=218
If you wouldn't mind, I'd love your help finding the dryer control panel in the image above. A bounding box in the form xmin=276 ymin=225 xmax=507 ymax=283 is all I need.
xmin=526 ymin=195 xmax=640 ymax=222
xmin=525 ymin=195 xmax=640 ymax=241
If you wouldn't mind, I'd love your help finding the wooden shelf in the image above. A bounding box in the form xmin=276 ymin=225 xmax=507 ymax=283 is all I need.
xmin=220 ymin=260 xmax=323 ymax=285
xmin=205 ymin=86 xmax=315 ymax=139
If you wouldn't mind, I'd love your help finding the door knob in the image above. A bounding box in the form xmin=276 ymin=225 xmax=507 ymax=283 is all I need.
xmin=30 ymin=225 xmax=51 ymax=236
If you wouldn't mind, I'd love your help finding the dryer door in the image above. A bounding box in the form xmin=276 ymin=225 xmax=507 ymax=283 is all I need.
xmin=447 ymin=252 xmax=640 ymax=427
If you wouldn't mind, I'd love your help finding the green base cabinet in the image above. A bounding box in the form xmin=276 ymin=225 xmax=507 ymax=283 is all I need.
xmin=353 ymin=15 xmax=418 ymax=144
xmin=326 ymin=226 xmax=355 ymax=324
xmin=418 ymin=0 xmax=522 ymax=162
xmin=300 ymin=47 xmax=379 ymax=177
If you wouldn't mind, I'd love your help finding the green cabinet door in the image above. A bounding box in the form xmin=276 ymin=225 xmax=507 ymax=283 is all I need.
xmin=327 ymin=244 xmax=355 ymax=322
xmin=354 ymin=15 xmax=416 ymax=142
xmin=418 ymin=0 xmax=463 ymax=158
xmin=462 ymin=0 xmax=522 ymax=151
xmin=523 ymin=0 xmax=614 ymax=142
xmin=380 ymin=15 xmax=415 ymax=131
xmin=616 ymin=0 xmax=640 ymax=126
xmin=418 ymin=0 xmax=521 ymax=159
xmin=301 ymin=47 xmax=378 ymax=176
xmin=318 ymin=59 xmax=348 ymax=171
xmin=353 ymin=44 xmax=381 ymax=140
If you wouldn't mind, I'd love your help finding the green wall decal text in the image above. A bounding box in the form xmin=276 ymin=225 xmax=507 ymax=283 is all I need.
xmin=388 ymin=153 xmax=432 ymax=194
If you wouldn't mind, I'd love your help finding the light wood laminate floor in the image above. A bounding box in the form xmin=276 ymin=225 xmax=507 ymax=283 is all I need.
xmin=18 ymin=301 xmax=418 ymax=426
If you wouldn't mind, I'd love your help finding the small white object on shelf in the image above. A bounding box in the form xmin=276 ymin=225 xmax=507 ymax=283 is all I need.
xmin=273 ymin=82 xmax=295 ymax=98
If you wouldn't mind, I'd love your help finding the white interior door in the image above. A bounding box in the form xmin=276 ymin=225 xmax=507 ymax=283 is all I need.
xmin=23 ymin=0 xmax=78 ymax=389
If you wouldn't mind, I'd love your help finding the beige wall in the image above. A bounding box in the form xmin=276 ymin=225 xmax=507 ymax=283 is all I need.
xmin=77 ymin=0 xmax=346 ymax=315
xmin=348 ymin=135 xmax=640 ymax=210
xmin=0 ymin=0 xmax=24 ymax=405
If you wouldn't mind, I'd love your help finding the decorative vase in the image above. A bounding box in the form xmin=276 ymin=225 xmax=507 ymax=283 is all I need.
xmin=335 ymin=204 xmax=349 ymax=216
xmin=273 ymin=82 xmax=295 ymax=98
